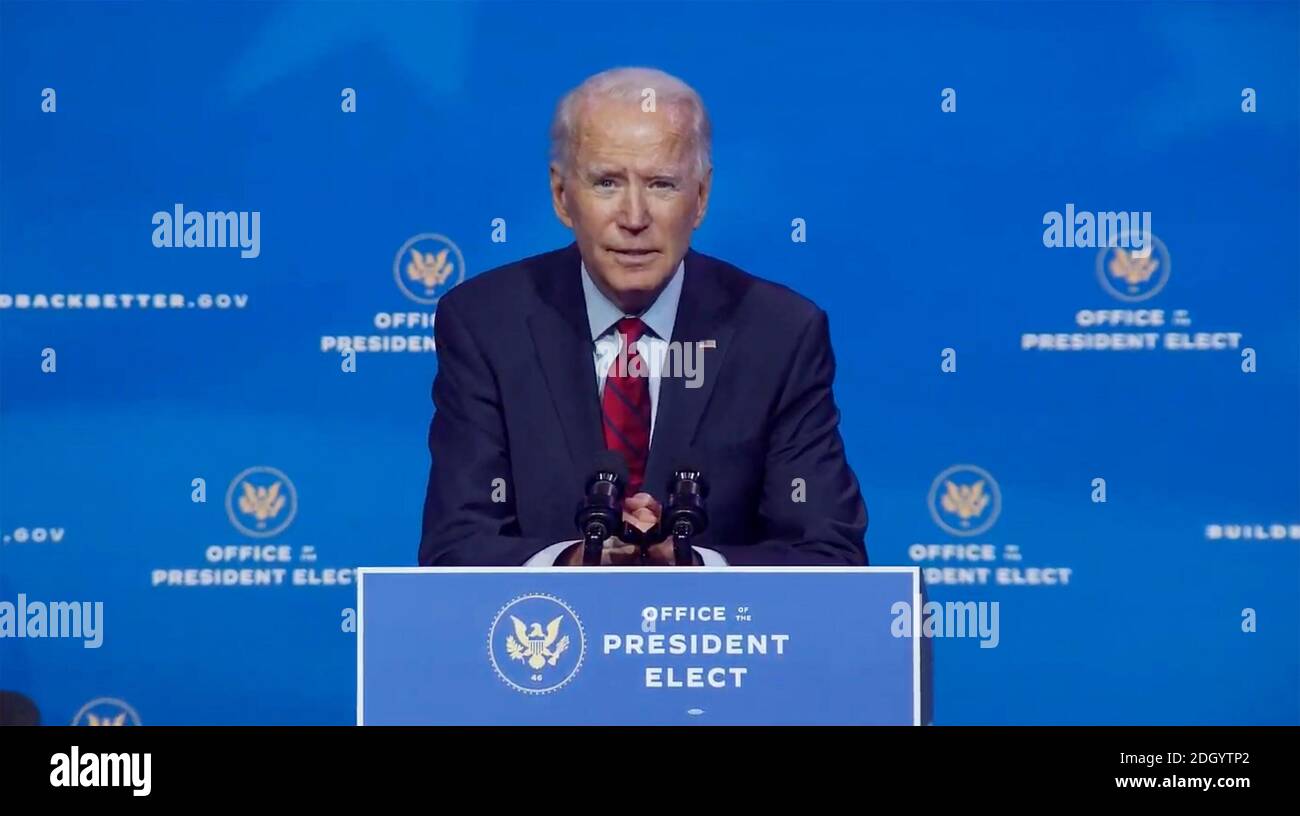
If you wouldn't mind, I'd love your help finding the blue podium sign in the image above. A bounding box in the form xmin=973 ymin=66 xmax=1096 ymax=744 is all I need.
xmin=358 ymin=567 xmax=924 ymax=725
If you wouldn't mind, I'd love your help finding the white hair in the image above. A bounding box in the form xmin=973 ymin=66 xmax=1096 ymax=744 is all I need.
xmin=549 ymin=67 xmax=712 ymax=179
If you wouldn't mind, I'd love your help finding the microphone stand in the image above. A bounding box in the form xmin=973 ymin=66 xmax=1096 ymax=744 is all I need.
xmin=583 ymin=524 xmax=608 ymax=566
xmin=665 ymin=469 xmax=708 ymax=567
xmin=671 ymin=519 xmax=695 ymax=567
xmin=575 ymin=464 xmax=627 ymax=567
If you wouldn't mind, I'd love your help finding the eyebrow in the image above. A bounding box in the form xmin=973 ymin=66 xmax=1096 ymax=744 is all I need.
xmin=583 ymin=165 xmax=682 ymax=179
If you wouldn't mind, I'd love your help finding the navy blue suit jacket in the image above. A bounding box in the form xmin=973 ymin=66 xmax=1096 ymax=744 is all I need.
xmin=418 ymin=243 xmax=868 ymax=566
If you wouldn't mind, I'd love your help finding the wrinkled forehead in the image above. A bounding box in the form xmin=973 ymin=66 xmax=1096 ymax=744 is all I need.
xmin=570 ymin=97 xmax=698 ymax=172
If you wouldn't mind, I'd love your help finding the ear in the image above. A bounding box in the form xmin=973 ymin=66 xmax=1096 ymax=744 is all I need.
xmin=692 ymin=165 xmax=713 ymax=229
xmin=550 ymin=163 xmax=575 ymax=229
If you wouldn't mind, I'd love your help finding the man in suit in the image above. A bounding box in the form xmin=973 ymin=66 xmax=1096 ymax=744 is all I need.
xmin=419 ymin=67 xmax=866 ymax=567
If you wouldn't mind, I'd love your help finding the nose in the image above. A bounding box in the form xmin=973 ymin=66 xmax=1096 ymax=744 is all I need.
xmin=616 ymin=184 xmax=651 ymax=233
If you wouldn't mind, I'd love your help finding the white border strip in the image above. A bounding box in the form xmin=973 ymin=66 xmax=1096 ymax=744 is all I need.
xmin=913 ymin=568 xmax=922 ymax=726
xmin=357 ymin=566 xmax=917 ymax=575
xmin=355 ymin=565 xmax=922 ymax=726
xmin=356 ymin=569 xmax=365 ymax=726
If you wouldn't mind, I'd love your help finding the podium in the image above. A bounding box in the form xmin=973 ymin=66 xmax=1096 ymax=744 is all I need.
xmin=357 ymin=566 xmax=930 ymax=725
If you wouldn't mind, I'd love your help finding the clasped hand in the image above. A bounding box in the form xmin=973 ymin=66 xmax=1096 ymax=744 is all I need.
xmin=561 ymin=493 xmax=699 ymax=566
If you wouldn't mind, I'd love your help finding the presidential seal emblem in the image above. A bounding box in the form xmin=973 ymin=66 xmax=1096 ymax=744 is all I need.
xmin=488 ymin=594 xmax=585 ymax=695
xmin=393 ymin=233 xmax=465 ymax=305
xmin=928 ymin=464 xmax=1002 ymax=537
xmin=72 ymin=697 xmax=141 ymax=726
xmin=226 ymin=465 xmax=297 ymax=539
xmin=1096 ymin=232 xmax=1170 ymax=302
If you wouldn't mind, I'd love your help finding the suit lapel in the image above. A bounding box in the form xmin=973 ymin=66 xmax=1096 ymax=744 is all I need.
xmin=527 ymin=244 xmax=606 ymax=476
xmin=643 ymin=249 xmax=736 ymax=497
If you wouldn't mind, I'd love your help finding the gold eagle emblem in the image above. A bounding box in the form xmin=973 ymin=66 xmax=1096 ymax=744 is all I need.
xmin=86 ymin=712 xmax=127 ymax=726
xmin=237 ymin=480 xmax=286 ymax=527
xmin=505 ymin=615 xmax=569 ymax=670
xmin=940 ymin=479 xmax=989 ymax=525
xmin=1108 ymin=247 xmax=1159 ymax=289
xmin=406 ymin=247 xmax=454 ymax=292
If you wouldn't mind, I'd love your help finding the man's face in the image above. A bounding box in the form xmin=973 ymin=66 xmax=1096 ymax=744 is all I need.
xmin=551 ymin=98 xmax=711 ymax=313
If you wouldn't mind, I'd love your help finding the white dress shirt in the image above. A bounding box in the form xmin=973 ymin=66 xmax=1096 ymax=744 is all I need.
xmin=524 ymin=259 xmax=727 ymax=567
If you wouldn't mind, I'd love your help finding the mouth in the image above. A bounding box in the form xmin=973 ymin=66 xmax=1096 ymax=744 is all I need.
xmin=608 ymin=247 xmax=660 ymax=266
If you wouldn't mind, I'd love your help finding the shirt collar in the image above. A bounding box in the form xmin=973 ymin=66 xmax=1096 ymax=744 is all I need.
xmin=580 ymin=257 xmax=685 ymax=342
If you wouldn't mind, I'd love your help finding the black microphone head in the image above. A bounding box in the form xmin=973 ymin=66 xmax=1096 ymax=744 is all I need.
xmin=588 ymin=450 xmax=630 ymax=492
xmin=666 ymin=451 xmax=708 ymax=536
xmin=575 ymin=450 xmax=630 ymax=540
xmin=668 ymin=450 xmax=708 ymax=498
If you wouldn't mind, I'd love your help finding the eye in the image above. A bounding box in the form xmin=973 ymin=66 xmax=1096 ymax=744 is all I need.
xmin=595 ymin=177 xmax=617 ymax=189
xmin=651 ymin=179 xmax=678 ymax=190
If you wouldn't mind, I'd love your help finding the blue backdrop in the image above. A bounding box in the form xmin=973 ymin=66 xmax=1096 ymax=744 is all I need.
xmin=1 ymin=0 xmax=1297 ymax=725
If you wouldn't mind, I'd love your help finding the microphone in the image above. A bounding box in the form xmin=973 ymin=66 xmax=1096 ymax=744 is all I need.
xmin=574 ymin=451 xmax=630 ymax=566
xmin=664 ymin=455 xmax=709 ymax=567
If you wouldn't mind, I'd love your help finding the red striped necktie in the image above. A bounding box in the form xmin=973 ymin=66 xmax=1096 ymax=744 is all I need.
xmin=601 ymin=317 xmax=652 ymax=495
